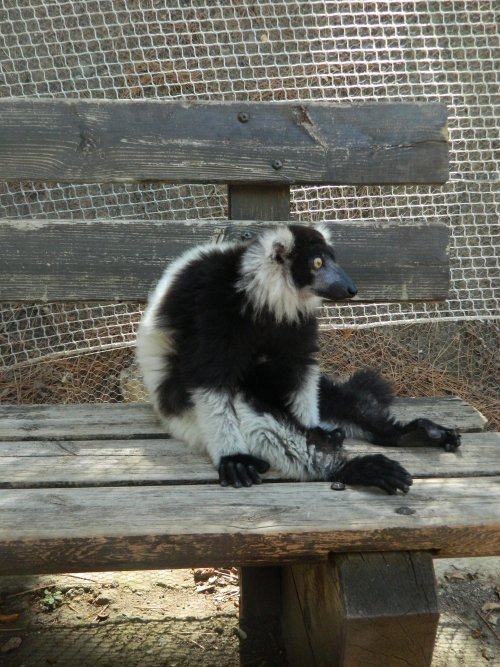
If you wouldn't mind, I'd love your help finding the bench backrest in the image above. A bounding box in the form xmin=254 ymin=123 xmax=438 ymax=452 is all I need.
xmin=0 ymin=99 xmax=449 ymax=304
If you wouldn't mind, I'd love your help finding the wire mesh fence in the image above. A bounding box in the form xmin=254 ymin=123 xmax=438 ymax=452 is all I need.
xmin=0 ymin=1 xmax=498 ymax=411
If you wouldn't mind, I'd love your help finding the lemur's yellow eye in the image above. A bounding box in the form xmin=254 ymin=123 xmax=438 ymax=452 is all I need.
xmin=313 ymin=257 xmax=323 ymax=270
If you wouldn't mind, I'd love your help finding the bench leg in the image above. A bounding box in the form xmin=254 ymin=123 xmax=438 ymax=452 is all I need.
xmin=281 ymin=552 xmax=439 ymax=667
xmin=238 ymin=566 xmax=286 ymax=666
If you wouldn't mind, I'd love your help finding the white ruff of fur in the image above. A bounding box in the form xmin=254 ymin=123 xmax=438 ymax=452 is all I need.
xmin=315 ymin=223 xmax=332 ymax=245
xmin=236 ymin=227 xmax=322 ymax=323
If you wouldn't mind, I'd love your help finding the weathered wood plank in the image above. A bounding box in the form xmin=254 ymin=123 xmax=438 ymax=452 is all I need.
xmin=0 ymin=477 xmax=499 ymax=575
xmin=0 ymin=219 xmax=450 ymax=302
xmin=388 ymin=396 xmax=488 ymax=432
xmin=0 ymin=403 xmax=165 ymax=441
xmin=0 ymin=397 xmax=486 ymax=441
xmin=0 ymin=99 xmax=448 ymax=184
xmin=282 ymin=553 xmax=439 ymax=667
xmin=0 ymin=432 xmax=498 ymax=488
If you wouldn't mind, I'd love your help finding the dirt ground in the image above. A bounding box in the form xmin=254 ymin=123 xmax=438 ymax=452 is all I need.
xmin=0 ymin=558 xmax=498 ymax=667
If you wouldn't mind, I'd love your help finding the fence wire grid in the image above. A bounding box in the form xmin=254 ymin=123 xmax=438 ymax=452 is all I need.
xmin=0 ymin=1 xmax=498 ymax=407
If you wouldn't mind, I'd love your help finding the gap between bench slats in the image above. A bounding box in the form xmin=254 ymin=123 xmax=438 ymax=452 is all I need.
xmin=0 ymin=397 xmax=486 ymax=441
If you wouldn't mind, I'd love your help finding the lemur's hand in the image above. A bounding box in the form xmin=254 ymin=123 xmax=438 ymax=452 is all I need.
xmin=218 ymin=454 xmax=270 ymax=488
xmin=335 ymin=454 xmax=413 ymax=494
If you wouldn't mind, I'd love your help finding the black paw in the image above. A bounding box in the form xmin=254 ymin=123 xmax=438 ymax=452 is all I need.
xmin=218 ymin=454 xmax=270 ymax=488
xmin=325 ymin=427 xmax=346 ymax=448
xmin=335 ymin=454 xmax=413 ymax=495
xmin=308 ymin=426 xmax=345 ymax=450
xmin=400 ymin=418 xmax=461 ymax=452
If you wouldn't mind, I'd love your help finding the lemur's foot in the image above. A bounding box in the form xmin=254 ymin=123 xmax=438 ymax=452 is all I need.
xmin=335 ymin=454 xmax=413 ymax=495
xmin=218 ymin=454 xmax=270 ymax=488
xmin=400 ymin=418 xmax=461 ymax=452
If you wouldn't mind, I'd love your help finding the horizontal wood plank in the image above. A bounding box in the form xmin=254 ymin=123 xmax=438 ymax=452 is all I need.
xmin=0 ymin=476 xmax=499 ymax=575
xmin=0 ymin=99 xmax=448 ymax=184
xmin=0 ymin=219 xmax=450 ymax=301
xmin=0 ymin=432 xmax=498 ymax=488
xmin=0 ymin=397 xmax=486 ymax=442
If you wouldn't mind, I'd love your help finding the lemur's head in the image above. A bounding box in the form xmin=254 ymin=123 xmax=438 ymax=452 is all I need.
xmin=237 ymin=224 xmax=357 ymax=323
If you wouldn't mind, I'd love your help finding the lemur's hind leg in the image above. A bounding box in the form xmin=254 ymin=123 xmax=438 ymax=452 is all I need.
xmin=389 ymin=418 xmax=461 ymax=451
xmin=320 ymin=369 xmax=461 ymax=452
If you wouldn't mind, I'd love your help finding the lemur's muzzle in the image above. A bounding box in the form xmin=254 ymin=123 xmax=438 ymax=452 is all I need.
xmin=312 ymin=257 xmax=358 ymax=300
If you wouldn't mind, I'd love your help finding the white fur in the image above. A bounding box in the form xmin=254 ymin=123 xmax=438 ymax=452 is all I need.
xmin=161 ymin=408 xmax=206 ymax=453
xmin=234 ymin=395 xmax=343 ymax=481
xmin=287 ymin=364 xmax=320 ymax=428
xmin=192 ymin=388 xmax=249 ymax=463
xmin=316 ymin=223 xmax=332 ymax=245
xmin=150 ymin=389 xmax=344 ymax=481
xmin=236 ymin=227 xmax=322 ymax=323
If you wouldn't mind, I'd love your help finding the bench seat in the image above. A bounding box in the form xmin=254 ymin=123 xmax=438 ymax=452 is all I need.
xmin=1 ymin=397 xmax=498 ymax=577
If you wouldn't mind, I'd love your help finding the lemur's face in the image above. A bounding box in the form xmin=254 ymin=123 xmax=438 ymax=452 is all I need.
xmin=289 ymin=226 xmax=358 ymax=301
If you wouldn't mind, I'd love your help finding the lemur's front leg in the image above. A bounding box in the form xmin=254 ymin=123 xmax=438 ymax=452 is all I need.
xmin=319 ymin=370 xmax=461 ymax=451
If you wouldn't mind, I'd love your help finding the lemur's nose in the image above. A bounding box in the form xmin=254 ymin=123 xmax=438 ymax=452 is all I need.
xmin=348 ymin=285 xmax=358 ymax=297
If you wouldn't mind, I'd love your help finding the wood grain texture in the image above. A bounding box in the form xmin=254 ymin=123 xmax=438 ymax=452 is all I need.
xmin=0 ymin=219 xmax=450 ymax=302
xmin=0 ymin=476 xmax=499 ymax=575
xmin=0 ymin=397 xmax=486 ymax=441
xmin=283 ymin=553 xmax=439 ymax=667
xmin=0 ymin=99 xmax=449 ymax=184
xmin=0 ymin=432 xmax=498 ymax=488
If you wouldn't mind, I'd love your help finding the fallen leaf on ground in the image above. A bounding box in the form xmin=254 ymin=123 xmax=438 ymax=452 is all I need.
xmin=1 ymin=636 xmax=22 ymax=653
xmin=445 ymin=571 xmax=467 ymax=581
xmin=0 ymin=613 xmax=20 ymax=623
xmin=482 ymin=601 xmax=500 ymax=614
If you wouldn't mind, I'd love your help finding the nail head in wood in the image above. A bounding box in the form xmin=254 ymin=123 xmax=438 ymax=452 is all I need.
xmin=331 ymin=481 xmax=346 ymax=491
xmin=396 ymin=506 xmax=416 ymax=515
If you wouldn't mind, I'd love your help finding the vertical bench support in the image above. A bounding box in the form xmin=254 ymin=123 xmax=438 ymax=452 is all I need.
xmin=282 ymin=552 xmax=440 ymax=667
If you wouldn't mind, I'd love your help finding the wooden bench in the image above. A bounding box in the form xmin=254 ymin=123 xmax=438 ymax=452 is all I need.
xmin=1 ymin=99 xmax=499 ymax=666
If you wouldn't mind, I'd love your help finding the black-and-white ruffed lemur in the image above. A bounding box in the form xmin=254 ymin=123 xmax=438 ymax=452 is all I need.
xmin=137 ymin=224 xmax=460 ymax=493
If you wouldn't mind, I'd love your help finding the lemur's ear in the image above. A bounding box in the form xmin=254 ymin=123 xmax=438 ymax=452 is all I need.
xmin=272 ymin=241 xmax=287 ymax=264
